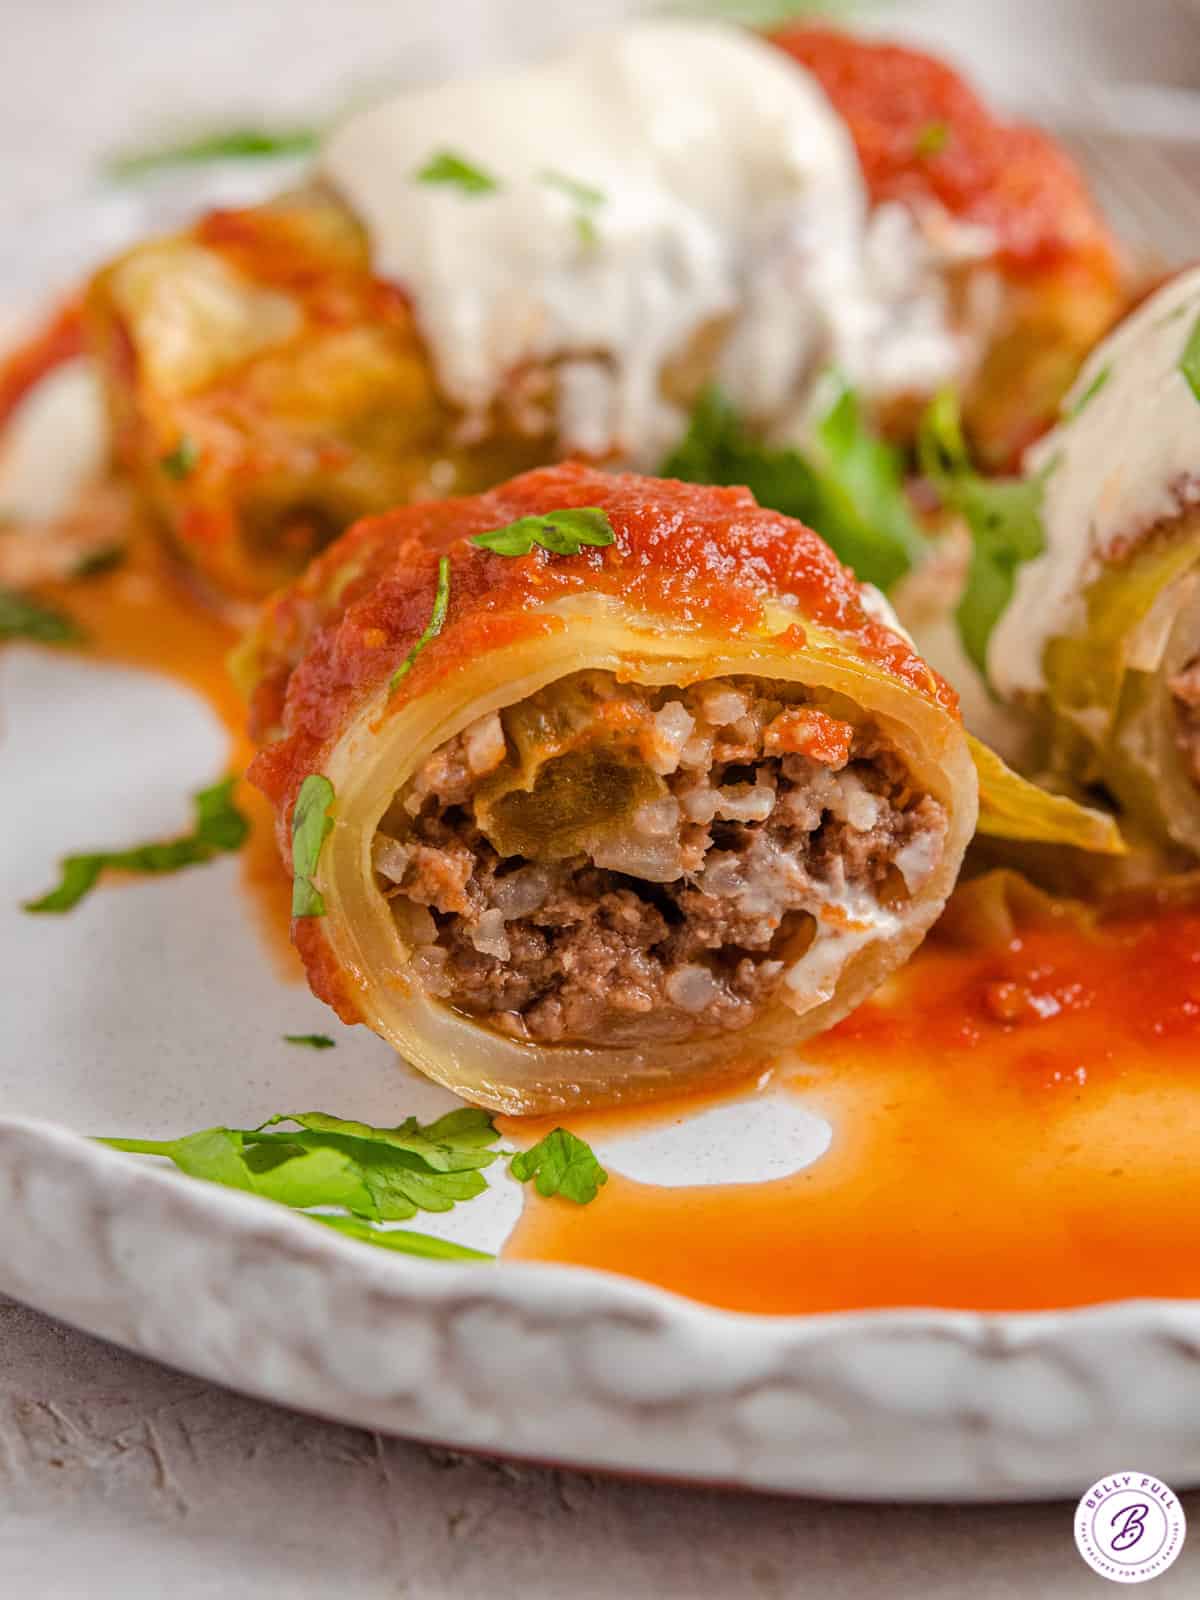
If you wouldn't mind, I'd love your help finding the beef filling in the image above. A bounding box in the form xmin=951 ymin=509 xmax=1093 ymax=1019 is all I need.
xmin=373 ymin=672 xmax=947 ymax=1046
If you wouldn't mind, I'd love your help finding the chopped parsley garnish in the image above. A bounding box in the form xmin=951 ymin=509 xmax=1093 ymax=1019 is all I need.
xmin=415 ymin=150 xmax=498 ymax=195
xmin=160 ymin=435 xmax=199 ymax=480
xmin=914 ymin=121 xmax=951 ymax=158
xmin=540 ymin=168 xmax=606 ymax=244
xmin=107 ymin=126 xmax=320 ymax=179
xmin=96 ymin=1107 xmax=504 ymax=1260
xmin=389 ymin=555 xmax=451 ymax=694
xmin=1068 ymin=364 xmax=1111 ymax=418
xmin=291 ymin=774 xmax=335 ymax=918
xmin=471 ymin=507 xmax=615 ymax=558
xmin=919 ymin=388 xmax=1052 ymax=679
xmin=663 ymin=383 xmax=926 ymax=591
xmin=0 ymin=588 xmax=85 ymax=646
xmin=1180 ymin=310 xmax=1200 ymax=405
xmin=312 ymin=1215 xmax=491 ymax=1260
xmin=24 ymin=776 xmax=249 ymax=914
xmin=510 ymin=1128 xmax=608 ymax=1206
xmin=540 ymin=169 xmax=606 ymax=210
xmin=283 ymin=1033 xmax=336 ymax=1050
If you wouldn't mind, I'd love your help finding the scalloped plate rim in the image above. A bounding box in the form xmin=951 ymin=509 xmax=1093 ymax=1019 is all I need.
xmin=4 ymin=1113 xmax=1200 ymax=1503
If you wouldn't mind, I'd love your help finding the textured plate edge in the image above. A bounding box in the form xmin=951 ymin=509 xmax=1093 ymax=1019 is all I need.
xmin=3 ymin=1115 xmax=1200 ymax=1502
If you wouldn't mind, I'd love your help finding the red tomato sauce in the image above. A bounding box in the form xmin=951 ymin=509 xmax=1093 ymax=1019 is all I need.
xmin=247 ymin=463 xmax=958 ymax=822
xmin=0 ymin=299 xmax=84 ymax=431
xmin=506 ymin=903 xmax=1200 ymax=1314
xmin=775 ymin=26 xmax=1120 ymax=280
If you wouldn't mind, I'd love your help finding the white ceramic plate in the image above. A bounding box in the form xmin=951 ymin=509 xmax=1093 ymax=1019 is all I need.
xmin=6 ymin=533 xmax=1200 ymax=1505
xmin=5 ymin=70 xmax=1200 ymax=1502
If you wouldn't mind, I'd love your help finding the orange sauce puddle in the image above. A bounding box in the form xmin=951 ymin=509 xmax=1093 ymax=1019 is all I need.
xmin=34 ymin=536 xmax=298 ymax=978
xmin=505 ymin=908 xmax=1200 ymax=1315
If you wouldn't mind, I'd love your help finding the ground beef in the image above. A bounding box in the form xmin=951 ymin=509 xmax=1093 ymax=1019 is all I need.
xmin=1171 ymin=656 xmax=1200 ymax=788
xmin=374 ymin=672 xmax=947 ymax=1047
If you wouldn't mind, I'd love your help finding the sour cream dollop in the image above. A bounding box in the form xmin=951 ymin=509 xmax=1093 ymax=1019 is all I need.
xmin=320 ymin=20 xmax=973 ymax=465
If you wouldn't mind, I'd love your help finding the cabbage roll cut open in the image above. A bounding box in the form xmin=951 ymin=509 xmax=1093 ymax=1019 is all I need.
xmin=246 ymin=466 xmax=978 ymax=1112
xmin=987 ymin=266 xmax=1200 ymax=859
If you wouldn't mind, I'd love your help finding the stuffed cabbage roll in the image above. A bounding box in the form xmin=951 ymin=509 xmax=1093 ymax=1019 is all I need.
xmin=246 ymin=465 xmax=980 ymax=1110
xmin=246 ymin=464 xmax=1117 ymax=1111
xmin=987 ymin=266 xmax=1200 ymax=858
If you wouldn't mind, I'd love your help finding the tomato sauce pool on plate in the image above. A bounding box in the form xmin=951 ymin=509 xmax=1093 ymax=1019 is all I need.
xmin=506 ymin=905 xmax=1200 ymax=1315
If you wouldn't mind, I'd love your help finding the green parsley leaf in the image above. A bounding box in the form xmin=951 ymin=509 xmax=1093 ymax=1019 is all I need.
xmin=540 ymin=173 xmax=605 ymax=248
xmin=573 ymin=213 xmax=599 ymax=248
xmin=260 ymin=1108 xmax=500 ymax=1175
xmin=415 ymin=150 xmax=498 ymax=195
xmin=510 ymin=1128 xmax=608 ymax=1205
xmin=389 ymin=555 xmax=451 ymax=694
xmin=541 ymin=168 xmax=606 ymax=208
xmin=914 ymin=121 xmax=950 ymax=158
xmin=312 ymin=1214 xmax=492 ymax=1261
xmin=291 ymin=774 xmax=335 ymax=918
xmin=24 ymin=776 xmax=249 ymax=913
xmin=161 ymin=435 xmax=199 ymax=480
xmin=107 ymin=126 xmax=319 ymax=179
xmin=1180 ymin=310 xmax=1200 ymax=405
xmin=97 ymin=1108 xmax=504 ymax=1253
xmin=813 ymin=381 xmax=929 ymax=586
xmin=283 ymin=1033 xmax=336 ymax=1050
xmin=1067 ymin=364 xmax=1111 ymax=418
xmin=103 ymin=1126 xmax=373 ymax=1209
xmin=663 ymin=385 xmax=819 ymax=517
xmin=249 ymin=1133 xmax=486 ymax=1217
xmin=0 ymin=588 xmax=85 ymax=646
xmin=918 ymin=388 xmax=1051 ymax=678
xmin=662 ymin=384 xmax=925 ymax=591
xmin=471 ymin=507 xmax=615 ymax=559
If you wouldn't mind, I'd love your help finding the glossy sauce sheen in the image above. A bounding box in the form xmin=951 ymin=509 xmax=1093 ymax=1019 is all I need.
xmin=507 ymin=904 xmax=1200 ymax=1313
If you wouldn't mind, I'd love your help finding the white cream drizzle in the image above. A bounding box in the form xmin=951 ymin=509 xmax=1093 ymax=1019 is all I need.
xmin=990 ymin=265 xmax=1200 ymax=698
xmin=782 ymin=879 xmax=900 ymax=1017
xmin=319 ymin=20 xmax=974 ymax=466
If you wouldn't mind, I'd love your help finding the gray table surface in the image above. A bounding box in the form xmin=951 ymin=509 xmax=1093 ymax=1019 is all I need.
xmin=5 ymin=1294 xmax=1199 ymax=1599
xmin=6 ymin=2 xmax=1200 ymax=1594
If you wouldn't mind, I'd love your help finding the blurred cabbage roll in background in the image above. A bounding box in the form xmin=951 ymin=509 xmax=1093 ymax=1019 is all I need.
xmin=64 ymin=21 xmax=1122 ymax=606
xmin=976 ymin=266 xmax=1200 ymax=862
